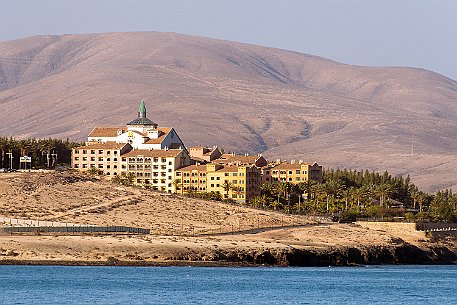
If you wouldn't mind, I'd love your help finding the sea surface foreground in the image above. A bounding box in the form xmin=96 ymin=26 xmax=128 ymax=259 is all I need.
xmin=0 ymin=265 xmax=456 ymax=304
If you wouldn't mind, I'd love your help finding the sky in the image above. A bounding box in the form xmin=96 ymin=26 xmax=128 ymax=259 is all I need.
xmin=1 ymin=0 xmax=456 ymax=80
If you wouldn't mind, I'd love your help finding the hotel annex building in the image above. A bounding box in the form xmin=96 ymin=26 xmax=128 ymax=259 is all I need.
xmin=72 ymin=101 xmax=322 ymax=202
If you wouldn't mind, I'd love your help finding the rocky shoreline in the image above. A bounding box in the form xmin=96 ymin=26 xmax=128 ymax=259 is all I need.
xmin=1 ymin=243 xmax=456 ymax=267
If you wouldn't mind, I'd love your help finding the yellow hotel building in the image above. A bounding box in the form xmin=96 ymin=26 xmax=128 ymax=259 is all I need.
xmin=174 ymin=163 xmax=261 ymax=203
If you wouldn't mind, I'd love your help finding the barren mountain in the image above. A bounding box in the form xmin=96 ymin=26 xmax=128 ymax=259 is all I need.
xmin=1 ymin=32 xmax=457 ymax=191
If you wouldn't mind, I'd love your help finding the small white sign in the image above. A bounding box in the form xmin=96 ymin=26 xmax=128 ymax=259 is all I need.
xmin=20 ymin=156 xmax=32 ymax=162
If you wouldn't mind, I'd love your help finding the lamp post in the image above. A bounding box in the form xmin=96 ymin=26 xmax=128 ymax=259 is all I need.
xmin=5 ymin=152 xmax=13 ymax=170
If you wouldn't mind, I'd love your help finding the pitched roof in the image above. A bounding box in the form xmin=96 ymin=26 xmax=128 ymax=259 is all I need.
xmin=216 ymin=154 xmax=262 ymax=165
xmin=176 ymin=165 xmax=208 ymax=172
xmin=270 ymin=162 xmax=319 ymax=170
xmin=176 ymin=164 xmax=251 ymax=173
xmin=88 ymin=127 xmax=172 ymax=141
xmin=127 ymin=117 xmax=157 ymax=126
xmin=123 ymin=149 xmax=183 ymax=158
xmin=143 ymin=127 xmax=172 ymax=144
xmin=88 ymin=127 xmax=126 ymax=138
xmin=76 ymin=142 xmax=129 ymax=150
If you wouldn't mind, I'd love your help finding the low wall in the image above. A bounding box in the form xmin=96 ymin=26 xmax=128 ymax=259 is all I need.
xmin=0 ymin=225 xmax=150 ymax=235
xmin=416 ymin=222 xmax=457 ymax=232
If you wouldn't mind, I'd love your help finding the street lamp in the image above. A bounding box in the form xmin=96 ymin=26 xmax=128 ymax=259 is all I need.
xmin=5 ymin=152 xmax=13 ymax=170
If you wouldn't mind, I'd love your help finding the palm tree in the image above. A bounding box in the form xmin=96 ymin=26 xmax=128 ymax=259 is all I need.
xmin=376 ymin=183 xmax=393 ymax=207
xmin=232 ymin=186 xmax=243 ymax=200
xmin=342 ymin=187 xmax=355 ymax=210
xmin=300 ymin=179 xmax=317 ymax=201
xmin=352 ymin=187 xmax=367 ymax=211
xmin=172 ymin=178 xmax=182 ymax=194
xmin=221 ymin=180 xmax=233 ymax=199
xmin=410 ymin=186 xmax=419 ymax=209
xmin=322 ymin=180 xmax=344 ymax=213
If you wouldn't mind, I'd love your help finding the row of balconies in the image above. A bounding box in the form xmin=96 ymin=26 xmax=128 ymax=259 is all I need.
xmin=74 ymin=149 xmax=119 ymax=156
xmin=127 ymin=157 xmax=170 ymax=164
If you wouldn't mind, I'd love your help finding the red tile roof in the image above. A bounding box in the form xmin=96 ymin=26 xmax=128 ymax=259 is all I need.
xmin=122 ymin=149 xmax=182 ymax=158
xmin=75 ymin=142 xmax=129 ymax=150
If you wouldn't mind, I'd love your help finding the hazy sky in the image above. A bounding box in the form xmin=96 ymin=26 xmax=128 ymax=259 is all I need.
xmin=1 ymin=0 xmax=456 ymax=80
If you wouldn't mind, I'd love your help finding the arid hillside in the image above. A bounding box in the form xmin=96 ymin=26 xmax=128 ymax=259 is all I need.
xmin=3 ymin=172 xmax=452 ymax=266
xmin=0 ymin=32 xmax=457 ymax=191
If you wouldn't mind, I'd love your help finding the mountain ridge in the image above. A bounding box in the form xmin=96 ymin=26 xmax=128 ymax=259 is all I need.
xmin=1 ymin=31 xmax=457 ymax=191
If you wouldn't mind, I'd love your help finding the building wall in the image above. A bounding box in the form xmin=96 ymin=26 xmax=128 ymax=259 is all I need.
xmin=175 ymin=164 xmax=261 ymax=203
xmin=121 ymin=150 xmax=190 ymax=193
xmin=72 ymin=147 xmax=126 ymax=176
xmin=262 ymin=163 xmax=323 ymax=185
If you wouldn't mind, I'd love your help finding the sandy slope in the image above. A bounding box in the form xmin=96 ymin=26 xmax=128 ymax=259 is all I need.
xmin=2 ymin=172 xmax=452 ymax=266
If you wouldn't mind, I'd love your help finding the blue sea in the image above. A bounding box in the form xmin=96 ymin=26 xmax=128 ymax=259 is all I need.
xmin=0 ymin=265 xmax=456 ymax=304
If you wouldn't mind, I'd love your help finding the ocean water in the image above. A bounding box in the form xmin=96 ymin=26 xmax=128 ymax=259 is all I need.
xmin=0 ymin=265 xmax=456 ymax=304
